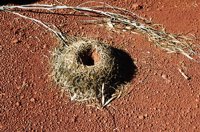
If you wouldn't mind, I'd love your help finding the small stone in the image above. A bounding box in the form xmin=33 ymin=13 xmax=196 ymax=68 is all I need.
xmin=12 ymin=39 xmax=21 ymax=44
xmin=0 ymin=93 xmax=5 ymax=97
xmin=0 ymin=124 xmax=3 ymax=129
xmin=20 ymin=95 xmax=24 ymax=99
xmin=30 ymin=98 xmax=35 ymax=102
xmin=132 ymin=3 xmax=143 ymax=10
xmin=16 ymin=102 xmax=20 ymax=106
xmin=125 ymin=125 xmax=129 ymax=128
xmin=195 ymin=104 xmax=199 ymax=108
xmin=161 ymin=74 xmax=171 ymax=83
xmin=161 ymin=74 xmax=167 ymax=79
xmin=138 ymin=115 xmax=144 ymax=119
xmin=71 ymin=116 xmax=78 ymax=122
xmin=43 ymin=44 xmax=47 ymax=49
xmin=16 ymin=86 xmax=21 ymax=90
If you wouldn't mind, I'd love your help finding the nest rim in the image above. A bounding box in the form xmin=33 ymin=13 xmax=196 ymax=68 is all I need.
xmin=51 ymin=38 xmax=119 ymax=103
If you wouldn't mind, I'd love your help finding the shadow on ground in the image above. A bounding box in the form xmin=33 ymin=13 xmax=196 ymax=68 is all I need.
xmin=104 ymin=47 xmax=137 ymax=102
xmin=0 ymin=0 xmax=39 ymax=5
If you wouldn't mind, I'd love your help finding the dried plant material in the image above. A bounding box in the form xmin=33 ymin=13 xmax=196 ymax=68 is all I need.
xmin=2 ymin=10 xmax=68 ymax=45
xmin=51 ymin=37 xmax=136 ymax=106
xmin=52 ymin=38 xmax=116 ymax=104
xmin=1 ymin=3 xmax=197 ymax=60
xmin=178 ymin=68 xmax=190 ymax=80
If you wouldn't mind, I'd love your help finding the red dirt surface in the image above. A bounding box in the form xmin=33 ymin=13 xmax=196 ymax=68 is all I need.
xmin=1 ymin=0 xmax=200 ymax=131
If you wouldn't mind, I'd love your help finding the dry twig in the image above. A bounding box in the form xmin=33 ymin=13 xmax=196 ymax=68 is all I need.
xmin=178 ymin=68 xmax=190 ymax=80
xmin=0 ymin=3 xmax=197 ymax=60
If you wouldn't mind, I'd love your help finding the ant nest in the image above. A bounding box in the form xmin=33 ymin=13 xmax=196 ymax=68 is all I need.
xmin=52 ymin=38 xmax=127 ymax=106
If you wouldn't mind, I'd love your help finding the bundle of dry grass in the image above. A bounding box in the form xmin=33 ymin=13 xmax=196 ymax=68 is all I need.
xmin=51 ymin=37 xmax=125 ymax=106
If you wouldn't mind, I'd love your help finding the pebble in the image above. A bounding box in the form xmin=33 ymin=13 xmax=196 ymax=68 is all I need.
xmin=12 ymin=39 xmax=21 ymax=44
xmin=161 ymin=74 xmax=167 ymax=79
xmin=43 ymin=44 xmax=47 ymax=49
xmin=0 ymin=124 xmax=3 ymax=129
xmin=138 ymin=115 xmax=144 ymax=119
xmin=71 ymin=116 xmax=78 ymax=122
xmin=132 ymin=3 xmax=143 ymax=10
xmin=195 ymin=104 xmax=199 ymax=108
xmin=161 ymin=74 xmax=171 ymax=83
xmin=30 ymin=98 xmax=35 ymax=102
xmin=138 ymin=114 xmax=148 ymax=120
xmin=16 ymin=102 xmax=20 ymax=106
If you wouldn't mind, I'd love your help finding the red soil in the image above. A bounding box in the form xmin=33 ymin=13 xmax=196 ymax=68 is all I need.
xmin=91 ymin=50 xmax=100 ymax=64
xmin=1 ymin=0 xmax=200 ymax=131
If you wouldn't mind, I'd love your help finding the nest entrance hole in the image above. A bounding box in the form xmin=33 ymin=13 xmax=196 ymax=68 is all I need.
xmin=79 ymin=49 xmax=100 ymax=66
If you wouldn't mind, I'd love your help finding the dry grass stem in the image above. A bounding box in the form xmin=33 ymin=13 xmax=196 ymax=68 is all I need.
xmin=178 ymin=68 xmax=190 ymax=80
xmin=1 ymin=3 xmax=197 ymax=60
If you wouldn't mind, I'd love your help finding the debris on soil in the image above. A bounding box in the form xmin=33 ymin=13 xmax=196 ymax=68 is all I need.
xmin=15 ymin=102 xmax=21 ymax=106
xmin=1 ymin=3 xmax=197 ymax=60
xmin=11 ymin=38 xmax=21 ymax=44
xmin=138 ymin=114 xmax=148 ymax=120
xmin=30 ymin=98 xmax=36 ymax=102
xmin=178 ymin=68 xmax=191 ymax=80
xmin=132 ymin=3 xmax=143 ymax=10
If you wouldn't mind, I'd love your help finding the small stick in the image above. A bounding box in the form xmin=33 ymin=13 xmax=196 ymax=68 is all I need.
xmin=178 ymin=68 xmax=190 ymax=80
xmin=101 ymin=83 xmax=105 ymax=106
xmin=6 ymin=10 xmax=68 ymax=45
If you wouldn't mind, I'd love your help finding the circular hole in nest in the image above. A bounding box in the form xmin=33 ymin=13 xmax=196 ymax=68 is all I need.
xmin=79 ymin=49 xmax=100 ymax=66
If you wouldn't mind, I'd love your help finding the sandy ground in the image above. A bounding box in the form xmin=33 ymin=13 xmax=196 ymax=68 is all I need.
xmin=1 ymin=0 xmax=200 ymax=131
